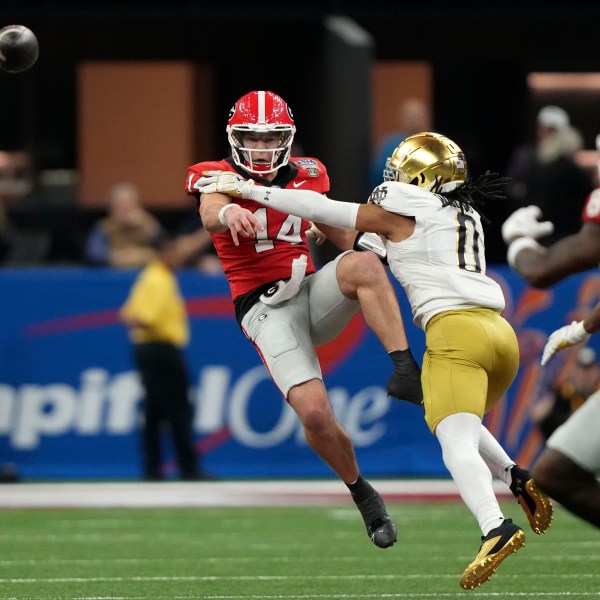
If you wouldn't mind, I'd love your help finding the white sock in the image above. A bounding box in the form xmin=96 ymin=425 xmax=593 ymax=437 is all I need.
xmin=478 ymin=425 xmax=515 ymax=486
xmin=436 ymin=413 xmax=505 ymax=536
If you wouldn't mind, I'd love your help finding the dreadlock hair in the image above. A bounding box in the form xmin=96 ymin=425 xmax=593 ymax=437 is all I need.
xmin=432 ymin=171 xmax=510 ymax=225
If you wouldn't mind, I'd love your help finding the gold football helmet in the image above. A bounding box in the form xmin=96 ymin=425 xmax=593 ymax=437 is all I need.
xmin=383 ymin=132 xmax=467 ymax=189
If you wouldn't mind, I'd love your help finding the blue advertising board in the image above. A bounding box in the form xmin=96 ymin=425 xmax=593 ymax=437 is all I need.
xmin=0 ymin=266 xmax=598 ymax=480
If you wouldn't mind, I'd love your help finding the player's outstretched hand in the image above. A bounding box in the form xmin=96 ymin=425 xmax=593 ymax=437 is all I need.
xmin=216 ymin=202 xmax=264 ymax=246
xmin=387 ymin=349 xmax=424 ymax=407
xmin=501 ymin=205 xmax=554 ymax=245
xmin=541 ymin=320 xmax=591 ymax=366
xmin=199 ymin=170 xmax=255 ymax=198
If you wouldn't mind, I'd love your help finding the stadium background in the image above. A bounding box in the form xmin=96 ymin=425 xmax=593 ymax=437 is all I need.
xmin=3 ymin=1 xmax=600 ymax=263
xmin=1 ymin=267 xmax=598 ymax=480
xmin=1 ymin=1 xmax=600 ymax=480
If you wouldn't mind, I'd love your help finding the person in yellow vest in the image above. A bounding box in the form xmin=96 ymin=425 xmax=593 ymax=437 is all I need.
xmin=120 ymin=233 xmax=202 ymax=480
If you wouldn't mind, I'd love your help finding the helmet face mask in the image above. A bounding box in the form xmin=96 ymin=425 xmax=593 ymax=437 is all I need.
xmin=226 ymin=91 xmax=296 ymax=175
xmin=228 ymin=128 xmax=294 ymax=175
xmin=383 ymin=132 xmax=467 ymax=190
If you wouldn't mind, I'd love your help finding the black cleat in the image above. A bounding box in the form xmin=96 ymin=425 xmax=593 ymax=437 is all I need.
xmin=460 ymin=518 xmax=525 ymax=589
xmin=351 ymin=482 xmax=397 ymax=548
xmin=387 ymin=349 xmax=423 ymax=407
xmin=509 ymin=465 xmax=553 ymax=534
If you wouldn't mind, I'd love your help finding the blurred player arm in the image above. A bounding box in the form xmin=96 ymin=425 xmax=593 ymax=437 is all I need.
xmin=508 ymin=221 xmax=600 ymax=288
xmin=119 ymin=312 xmax=150 ymax=330
xmin=583 ymin=302 xmax=600 ymax=335
xmin=119 ymin=300 xmax=154 ymax=331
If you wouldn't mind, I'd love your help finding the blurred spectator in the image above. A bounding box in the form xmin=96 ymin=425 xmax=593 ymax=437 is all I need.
xmin=84 ymin=182 xmax=162 ymax=268
xmin=0 ymin=463 xmax=20 ymax=483
xmin=119 ymin=233 xmax=204 ymax=481
xmin=0 ymin=150 xmax=33 ymax=264
xmin=505 ymin=105 xmax=594 ymax=244
xmin=0 ymin=150 xmax=33 ymax=205
xmin=531 ymin=346 xmax=600 ymax=440
xmin=0 ymin=201 xmax=14 ymax=263
xmin=173 ymin=215 xmax=222 ymax=274
xmin=370 ymin=98 xmax=431 ymax=189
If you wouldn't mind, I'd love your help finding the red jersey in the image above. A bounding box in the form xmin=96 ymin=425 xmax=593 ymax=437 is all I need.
xmin=186 ymin=158 xmax=330 ymax=299
xmin=582 ymin=188 xmax=600 ymax=224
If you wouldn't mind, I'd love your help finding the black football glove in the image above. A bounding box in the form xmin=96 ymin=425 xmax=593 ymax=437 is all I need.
xmin=387 ymin=349 xmax=423 ymax=408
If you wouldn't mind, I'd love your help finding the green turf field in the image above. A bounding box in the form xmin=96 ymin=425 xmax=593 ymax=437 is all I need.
xmin=0 ymin=501 xmax=598 ymax=599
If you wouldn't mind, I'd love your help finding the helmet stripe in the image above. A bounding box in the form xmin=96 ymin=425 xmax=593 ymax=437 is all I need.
xmin=257 ymin=90 xmax=266 ymax=124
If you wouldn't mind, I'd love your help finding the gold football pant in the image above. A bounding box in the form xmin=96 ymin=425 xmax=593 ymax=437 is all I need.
xmin=422 ymin=308 xmax=519 ymax=433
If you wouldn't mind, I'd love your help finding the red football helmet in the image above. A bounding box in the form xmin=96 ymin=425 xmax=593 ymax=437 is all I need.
xmin=226 ymin=90 xmax=296 ymax=175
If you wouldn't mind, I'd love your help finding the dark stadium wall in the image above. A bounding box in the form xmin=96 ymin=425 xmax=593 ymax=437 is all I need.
xmin=1 ymin=4 xmax=600 ymax=263
xmin=2 ymin=8 xmax=599 ymax=175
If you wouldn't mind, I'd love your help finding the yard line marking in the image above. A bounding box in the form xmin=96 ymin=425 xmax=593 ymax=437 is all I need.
xmin=0 ymin=556 xmax=366 ymax=566
xmin=1 ymin=573 xmax=598 ymax=584
xmin=16 ymin=593 xmax=600 ymax=599
xmin=0 ymin=553 xmax=598 ymax=568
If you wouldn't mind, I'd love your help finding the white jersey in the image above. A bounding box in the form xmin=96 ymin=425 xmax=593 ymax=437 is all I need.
xmin=371 ymin=181 xmax=505 ymax=329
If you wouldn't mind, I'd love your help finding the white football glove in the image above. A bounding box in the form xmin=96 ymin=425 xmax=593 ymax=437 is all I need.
xmin=501 ymin=205 xmax=555 ymax=245
xmin=198 ymin=170 xmax=255 ymax=198
xmin=541 ymin=320 xmax=591 ymax=366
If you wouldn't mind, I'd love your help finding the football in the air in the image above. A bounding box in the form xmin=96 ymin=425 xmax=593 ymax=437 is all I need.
xmin=0 ymin=24 xmax=39 ymax=73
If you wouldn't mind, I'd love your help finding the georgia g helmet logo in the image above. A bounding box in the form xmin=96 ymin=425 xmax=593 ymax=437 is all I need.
xmin=227 ymin=103 xmax=236 ymax=122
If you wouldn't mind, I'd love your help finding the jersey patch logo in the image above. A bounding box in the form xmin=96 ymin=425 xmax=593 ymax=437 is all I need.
xmin=367 ymin=185 xmax=388 ymax=205
xmin=296 ymin=159 xmax=320 ymax=178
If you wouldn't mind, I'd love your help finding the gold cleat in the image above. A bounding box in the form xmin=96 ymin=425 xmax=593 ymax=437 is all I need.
xmin=460 ymin=519 xmax=526 ymax=590
xmin=510 ymin=465 xmax=554 ymax=534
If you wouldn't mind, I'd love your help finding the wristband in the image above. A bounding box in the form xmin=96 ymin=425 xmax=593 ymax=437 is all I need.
xmin=217 ymin=203 xmax=236 ymax=226
xmin=507 ymin=237 xmax=542 ymax=269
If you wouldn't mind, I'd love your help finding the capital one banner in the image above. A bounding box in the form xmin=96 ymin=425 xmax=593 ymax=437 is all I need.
xmin=0 ymin=267 xmax=598 ymax=480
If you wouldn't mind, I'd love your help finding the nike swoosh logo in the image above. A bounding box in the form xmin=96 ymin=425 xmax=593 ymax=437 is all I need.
xmin=293 ymin=180 xmax=306 ymax=188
